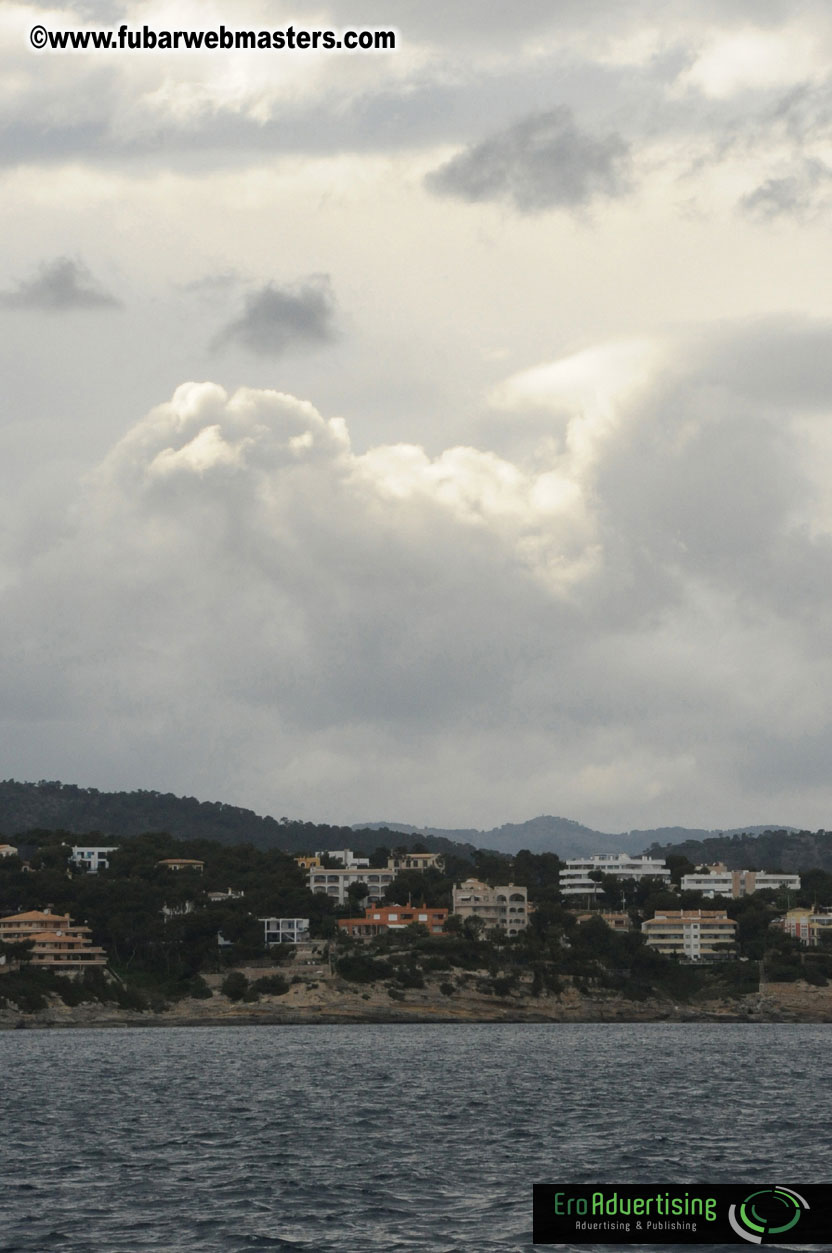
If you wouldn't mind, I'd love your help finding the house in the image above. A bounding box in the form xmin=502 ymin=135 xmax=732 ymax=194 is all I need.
xmin=681 ymin=865 xmax=801 ymax=898
xmin=451 ymin=879 xmax=528 ymax=935
xmin=338 ymin=905 xmax=448 ymax=938
xmin=573 ymin=911 xmax=631 ymax=932
xmin=642 ymin=909 xmax=736 ymax=961
xmin=207 ymin=888 xmax=245 ymax=903
xmin=386 ymin=852 xmax=444 ymax=874
xmin=295 ymin=855 xmax=321 ymax=871
xmin=0 ymin=909 xmax=107 ymax=972
xmin=0 ymin=844 xmax=18 ymax=859
xmin=70 ymin=845 xmax=119 ymax=873
xmin=559 ymin=854 xmax=671 ymax=898
xmin=309 ymin=866 xmax=396 ymax=906
xmin=783 ymin=906 xmax=832 ymax=947
xmin=156 ymin=858 xmax=205 ymax=872
xmin=260 ymin=917 xmax=310 ymax=945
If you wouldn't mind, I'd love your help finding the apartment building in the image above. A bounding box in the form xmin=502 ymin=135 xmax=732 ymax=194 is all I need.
xmin=338 ymin=905 xmax=448 ymax=938
xmin=451 ymin=879 xmax=528 ymax=935
xmin=0 ymin=909 xmax=107 ymax=972
xmin=560 ymin=854 xmax=671 ymax=898
xmin=308 ymin=866 xmax=396 ymax=906
xmin=681 ymin=864 xmax=801 ymax=898
xmin=642 ymin=909 xmax=736 ymax=961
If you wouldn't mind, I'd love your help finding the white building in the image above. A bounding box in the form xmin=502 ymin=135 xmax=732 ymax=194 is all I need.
xmin=70 ymin=845 xmax=119 ymax=873
xmin=261 ymin=917 xmax=310 ymax=945
xmin=560 ymin=854 xmax=671 ymax=898
xmin=314 ymin=849 xmax=370 ymax=868
xmin=681 ymin=865 xmax=801 ymax=898
xmin=451 ymin=879 xmax=528 ymax=935
xmin=0 ymin=844 xmax=18 ymax=859
xmin=309 ymin=866 xmax=395 ymax=906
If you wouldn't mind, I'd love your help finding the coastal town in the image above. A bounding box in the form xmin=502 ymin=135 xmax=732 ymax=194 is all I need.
xmin=2 ymin=833 xmax=832 ymax=1025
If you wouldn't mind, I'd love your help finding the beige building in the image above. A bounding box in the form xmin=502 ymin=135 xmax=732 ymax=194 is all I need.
xmin=642 ymin=909 xmax=736 ymax=961
xmin=451 ymin=879 xmax=528 ymax=936
xmin=387 ymin=852 xmax=444 ymax=874
xmin=0 ymin=909 xmax=107 ymax=973
xmin=157 ymin=857 xmax=205 ymax=872
xmin=0 ymin=844 xmax=18 ymax=858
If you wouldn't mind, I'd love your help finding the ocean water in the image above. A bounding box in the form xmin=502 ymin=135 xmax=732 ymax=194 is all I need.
xmin=0 ymin=1022 xmax=828 ymax=1252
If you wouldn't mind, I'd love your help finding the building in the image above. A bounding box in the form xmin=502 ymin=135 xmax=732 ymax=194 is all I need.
xmin=309 ymin=866 xmax=395 ymax=906
xmin=559 ymin=854 xmax=671 ymax=898
xmin=681 ymin=865 xmax=801 ymax=898
xmin=338 ymin=905 xmax=448 ymax=938
xmin=387 ymin=852 xmax=444 ymax=874
xmin=294 ymin=855 xmax=321 ymax=871
xmin=573 ymin=911 xmax=631 ymax=932
xmin=314 ymin=849 xmax=370 ymax=868
xmin=642 ymin=909 xmax=736 ymax=961
xmin=0 ymin=844 xmax=18 ymax=859
xmin=207 ymin=888 xmax=245 ymax=903
xmin=451 ymin=879 xmax=528 ymax=935
xmin=156 ymin=858 xmax=205 ymax=872
xmin=261 ymin=917 xmax=310 ymax=945
xmin=0 ymin=909 xmax=107 ymax=972
xmin=783 ymin=906 xmax=832 ymax=947
xmin=70 ymin=845 xmax=119 ymax=873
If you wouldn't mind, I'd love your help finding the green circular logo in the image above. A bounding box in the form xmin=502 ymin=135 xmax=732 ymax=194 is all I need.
xmin=728 ymin=1187 xmax=808 ymax=1244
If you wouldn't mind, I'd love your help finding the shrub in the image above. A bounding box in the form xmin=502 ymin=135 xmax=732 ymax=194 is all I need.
xmin=253 ymin=974 xmax=289 ymax=997
xmin=221 ymin=971 xmax=249 ymax=1001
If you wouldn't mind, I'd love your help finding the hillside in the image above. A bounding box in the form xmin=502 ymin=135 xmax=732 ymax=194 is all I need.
xmin=0 ymin=780 xmax=481 ymax=861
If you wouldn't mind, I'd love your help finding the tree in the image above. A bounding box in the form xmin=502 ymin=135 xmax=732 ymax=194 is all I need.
xmin=346 ymin=881 xmax=369 ymax=913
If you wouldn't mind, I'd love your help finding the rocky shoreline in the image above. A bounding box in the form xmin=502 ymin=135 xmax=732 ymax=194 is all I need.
xmin=2 ymin=976 xmax=832 ymax=1030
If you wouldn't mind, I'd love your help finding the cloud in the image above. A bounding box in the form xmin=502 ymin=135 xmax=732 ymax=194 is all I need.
xmin=0 ymin=257 xmax=121 ymax=311
xmin=739 ymin=157 xmax=832 ymax=219
xmin=215 ymin=276 xmax=338 ymax=356
xmin=425 ymin=107 xmax=631 ymax=213
xmin=6 ymin=324 xmax=832 ymax=828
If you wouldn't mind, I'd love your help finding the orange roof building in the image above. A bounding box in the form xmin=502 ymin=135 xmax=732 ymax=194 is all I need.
xmin=0 ymin=909 xmax=108 ymax=972
xmin=339 ymin=904 xmax=448 ymax=938
xmin=156 ymin=858 xmax=205 ymax=872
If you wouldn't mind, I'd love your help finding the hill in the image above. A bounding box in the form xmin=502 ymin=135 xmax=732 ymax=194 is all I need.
xmin=0 ymin=780 xmax=481 ymax=862
xmin=355 ymin=816 xmax=796 ymax=858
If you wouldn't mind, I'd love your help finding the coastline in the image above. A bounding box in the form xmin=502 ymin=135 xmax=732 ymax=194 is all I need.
xmin=3 ymin=977 xmax=831 ymax=1030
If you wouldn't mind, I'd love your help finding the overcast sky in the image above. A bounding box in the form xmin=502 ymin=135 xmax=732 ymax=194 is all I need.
xmin=3 ymin=1 xmax=832 ymax=832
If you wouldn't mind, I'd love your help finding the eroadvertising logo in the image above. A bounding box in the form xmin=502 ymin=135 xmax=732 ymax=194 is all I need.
xmin=533 ymin=1183 xmax=832 ymax=1245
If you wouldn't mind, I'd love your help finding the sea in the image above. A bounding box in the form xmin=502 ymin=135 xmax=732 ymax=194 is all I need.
xmin=0 ymin=1022 xmax=828 ymax=1253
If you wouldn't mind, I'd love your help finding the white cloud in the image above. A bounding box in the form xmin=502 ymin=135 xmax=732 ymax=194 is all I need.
xmin=4 ymin=323 xmax=832 ymax=829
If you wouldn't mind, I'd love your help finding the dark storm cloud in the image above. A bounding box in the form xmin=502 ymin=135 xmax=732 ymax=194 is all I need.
xmin=215 ymin=276 xmax=337 ymax=357
xmin=424 ymin=108 xmax=631 ymax=213
xmin=0 ymin=257 xmax=121 ymax=312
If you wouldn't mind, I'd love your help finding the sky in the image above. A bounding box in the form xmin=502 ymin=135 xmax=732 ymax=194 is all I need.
xmin=3 ymin=1 xmax=832 ymax=832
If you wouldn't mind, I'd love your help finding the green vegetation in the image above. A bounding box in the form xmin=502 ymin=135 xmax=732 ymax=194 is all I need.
xmin=1 ymin=819 xmax=830 ymax=1018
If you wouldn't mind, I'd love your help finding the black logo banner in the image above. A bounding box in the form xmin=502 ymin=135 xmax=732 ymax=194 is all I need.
xmin=533 ymin=1183 xmax=832 ymax=1245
